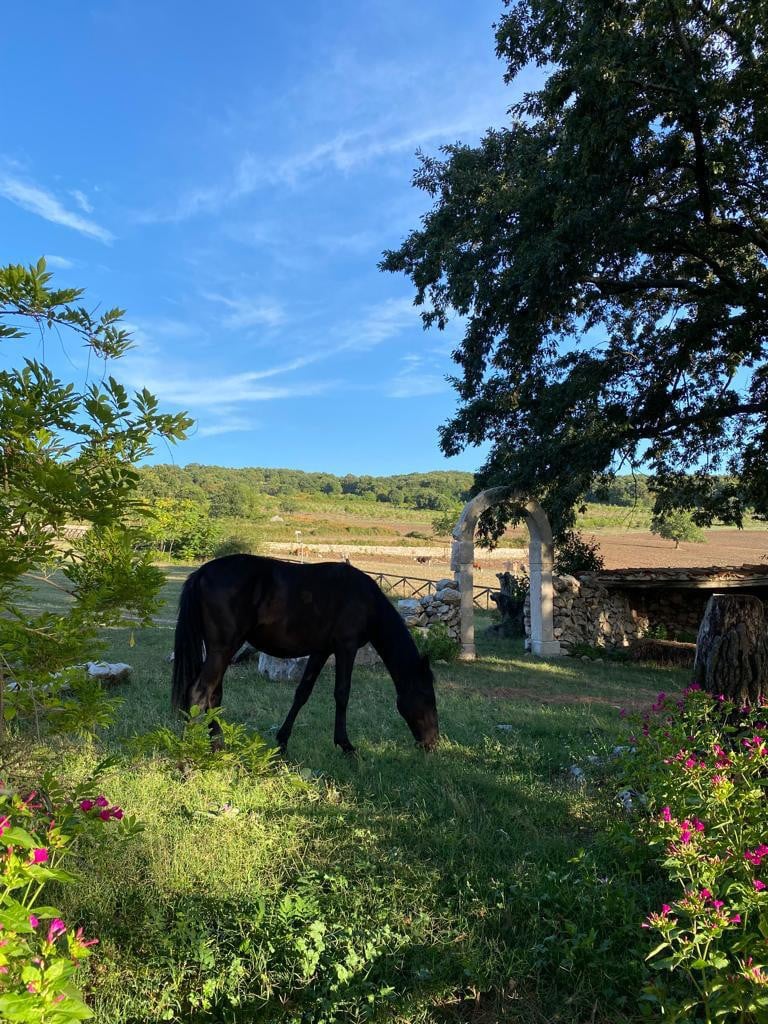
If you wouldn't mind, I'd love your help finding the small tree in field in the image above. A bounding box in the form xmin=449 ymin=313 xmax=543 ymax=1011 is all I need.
xmin=0 ymin=258 xmax=191 ymax=739
xmin=650 ymin=509 xmax=705 ymax=549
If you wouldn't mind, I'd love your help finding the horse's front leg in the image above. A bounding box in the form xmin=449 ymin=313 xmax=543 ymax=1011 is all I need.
xmin=275 ymin=652 xmax=327 ymax=754
xmin=333 ymin=646 xmax=356 ymax=755
xmin=188 ymin=648 xmax=229 ymax=750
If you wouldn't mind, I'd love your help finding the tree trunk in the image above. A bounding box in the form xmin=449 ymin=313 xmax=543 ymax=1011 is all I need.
xmin=489 ymin=572 xmax=526 ymax=637
xmin=693 ymin=594 xmax=768 ymax=704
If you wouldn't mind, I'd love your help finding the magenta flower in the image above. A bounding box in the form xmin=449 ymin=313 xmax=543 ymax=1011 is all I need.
xmin=693 ymin=819 xmax=705 ymax=833
xmin=0 ymin=815 xmax=10 ymax=837
xmin=26 ymin=983 xmax=36 ymax=994
xmin=712 ymin=899 xmax=724 ymax=909
xmin=79 ymin=799 xmax=94 ymax=812
xmin=111 ymin=807 xmax=124 ymax=820
xmin=30 ymin=848 xmax=48 ymax=864
xmin=73 ymin=926 xmax=98 ymax=948
xmin=700 ymin=888 xmax=712 ymax=901
xmin=661 ymin=904 xmax=671 ymax=915
xmin=99 ymin=809 xmax=111 ymax=821
xmin=753 ymin=879 xmax=766 ymax=891
xmin=47 ymin=918 xmax=66 ymax=943
xmin=731 ymin=914 xmax=742 ymax=924
xmin=29 ymin=915 xmax=38 ymax=928
xmin=95 ymin=796 xmax=109 ymax=808
xmin=661 ymin=806 xmax=672 ymax=822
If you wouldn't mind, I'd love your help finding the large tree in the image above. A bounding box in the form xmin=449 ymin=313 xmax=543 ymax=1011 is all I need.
xmin=382 ymin=0 xmax=768 ymax=533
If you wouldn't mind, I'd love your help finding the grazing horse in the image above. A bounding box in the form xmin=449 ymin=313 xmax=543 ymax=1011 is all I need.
xmin=171 ymin=555 xmax=439 ymax=754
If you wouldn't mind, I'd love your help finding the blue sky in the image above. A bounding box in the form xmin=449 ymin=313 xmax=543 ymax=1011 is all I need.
xmin=1 ymin=1 xmax=530 ymax=475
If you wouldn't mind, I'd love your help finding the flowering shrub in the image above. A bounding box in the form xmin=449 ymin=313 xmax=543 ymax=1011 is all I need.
xmin=620 ymin=686 xmax=768 ymax=1021
xmin=0 ymin=771 xmax=139 ymax=1022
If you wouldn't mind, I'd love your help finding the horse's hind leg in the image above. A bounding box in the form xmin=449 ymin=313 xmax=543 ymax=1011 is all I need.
xmin=275 ymin=652 xmax=327 ymax=754
xmin=188 ymin=648 xmax=229 ymax=750
xmin=333 ymin=646 xmax=356 ymax=755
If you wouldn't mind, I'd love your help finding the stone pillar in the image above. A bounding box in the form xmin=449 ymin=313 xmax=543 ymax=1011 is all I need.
xmin=450 ymin=489 xmax=560 ymax=660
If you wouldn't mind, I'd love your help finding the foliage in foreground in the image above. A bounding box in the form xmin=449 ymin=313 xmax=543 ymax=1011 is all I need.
xmin=0 ymin=764 xmax=138 ymax=1022
xmin=620 ymin=687 xmax=768 ymax=1021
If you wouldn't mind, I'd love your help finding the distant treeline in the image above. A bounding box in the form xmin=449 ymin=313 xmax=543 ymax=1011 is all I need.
xmin=136 ymin=464 xmax=660 ymax=518
xmin=137 ymin=464 xmax=476 ymax=516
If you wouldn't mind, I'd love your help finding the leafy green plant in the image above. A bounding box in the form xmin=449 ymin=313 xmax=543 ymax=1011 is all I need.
xmin=554 ymin=531 xmax=604 ymax=576
xmin=650 ymin=510 xmax=706 ymax=549
xmin=411 ymin=621 xmax=460 ymax=662
xmin=212 ymin=527 xmax=262 ymax=559
xmin=618 ymin=687 xmax=768 ymax=1020
xmin=0 ymin=765 xmax=141 ymax=1023
xmin=133 ymin=706 xmax=277 ymax=775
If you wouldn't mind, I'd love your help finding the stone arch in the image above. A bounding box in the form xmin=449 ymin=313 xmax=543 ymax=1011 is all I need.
xmin=450 ymin=488 xmax=561 ymax=660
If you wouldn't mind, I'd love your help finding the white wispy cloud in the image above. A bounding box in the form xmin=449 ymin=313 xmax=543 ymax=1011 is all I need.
xmin=197 ymin=414 xmax=258 ymax=437
xmin=203 ymin=292 xmax=285 ymax=329
xmin=385 ymin=352 xmax=448 ymax=398
xmin=340 ymin=296 xmax=421 ymax=351
xmin=70 ymin=189 xmax=94 ymax=213
xmin=0 ymin=174 xmax=113 ymax=242
xmin=140 ymin=83 xmax=507 ymax=224
xmin=44 ymin=254 xmax=75 ymax=270
xmin=387 ymin=373 xmax=447 ymax=398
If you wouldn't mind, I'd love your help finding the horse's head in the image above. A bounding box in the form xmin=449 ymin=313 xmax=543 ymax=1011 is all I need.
xmin=397 ymin=654 xmax=439 ymax=750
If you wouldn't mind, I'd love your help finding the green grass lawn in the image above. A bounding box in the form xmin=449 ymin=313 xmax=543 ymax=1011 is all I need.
xmin=23 ymin=569 xmax=690 ymax=1023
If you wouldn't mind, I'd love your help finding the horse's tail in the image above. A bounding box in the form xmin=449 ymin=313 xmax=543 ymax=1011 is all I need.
xmin=172 ymin=569 xmax=205 ymax=711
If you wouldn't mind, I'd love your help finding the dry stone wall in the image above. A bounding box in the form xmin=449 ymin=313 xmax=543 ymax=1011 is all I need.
xmin=397 ymin=578 xmax=461 ymax=641
xmin=524 ymin=574 xmax=648 ymax=650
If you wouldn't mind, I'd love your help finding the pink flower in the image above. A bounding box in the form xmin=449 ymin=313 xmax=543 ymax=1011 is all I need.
xmin=731 ymin=914 xmax=742 ymax=924
xmin=73 ymin=927 xmax=98 ymax=948
xmin=26 ymin=983 xmax=36 ymax=994
xmin=29 ymin=915 xmax=38 ymax=928
xmin=0 ymin=966 xmax=7 ymax=975
xmin=47 ymin=918 xmax=66 ymax=943
xmin=30 ymin=848 xmax=48 ymax=864
xmin=99 ymin=809 xmax=111 ymax=821
xmin=95 ymin=796 xmax=109 ymax=808
xmin=79 ymin=799 xmax=94 ymax=812
xmin=661 ymin=904 xmax=671 ymax=915
xmin=753 ymin=879 xmax=766 ymax=892
xmin=712 ymin=899 xmax=724 ymax=909
xmin=661 ymin=807 xmax=672 ymax=822
xmin=693 ymin=819 xmax=706 ymax=833
xmin=700 ymin=889 xmax=712 ymax=901
xmin=0 ymin=816 xmax=10 ymax=837
xmin=111 ymin=807 xmax=124 ymax=820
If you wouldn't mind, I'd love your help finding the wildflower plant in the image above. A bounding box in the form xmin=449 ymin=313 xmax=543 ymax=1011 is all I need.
xmin=620 ymin=685 xmax=768 ymax=1021
xmin=0 ymin=766 xmax=140 ymax=1022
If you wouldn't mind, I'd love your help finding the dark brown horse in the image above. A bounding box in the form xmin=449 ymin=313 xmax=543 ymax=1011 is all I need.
xmin=171 ymin=555 xmax=439 ymax=753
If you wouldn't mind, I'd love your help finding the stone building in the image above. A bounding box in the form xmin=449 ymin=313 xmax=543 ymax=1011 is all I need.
xmin=524 ymin=564 xmax=768 ymax=650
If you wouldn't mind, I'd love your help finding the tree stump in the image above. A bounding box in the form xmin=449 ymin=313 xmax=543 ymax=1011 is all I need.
xmin=693 ymin=594 xmax=768 ymax=704
xmin=489 ymin=572 xmax=527 ymax=637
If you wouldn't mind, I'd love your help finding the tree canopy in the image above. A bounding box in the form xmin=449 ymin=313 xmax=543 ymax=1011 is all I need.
xmin=382 ymin=0 xmax=768 ymax=533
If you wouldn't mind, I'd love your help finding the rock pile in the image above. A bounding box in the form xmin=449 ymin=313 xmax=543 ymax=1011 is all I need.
xmin=256 ymin=644 xmax=381 ymax=683
xmin=397 ymin=578 xmax=461 ymax=641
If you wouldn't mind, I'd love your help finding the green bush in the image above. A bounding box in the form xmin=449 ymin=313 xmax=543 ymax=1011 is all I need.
xmin=213 ymin=529 xmax=261 ymax=558
xmin=617 ymin=687 xmax=768 ymax=1020
xmin=411 ymin=621 xmax=460 ymax=662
